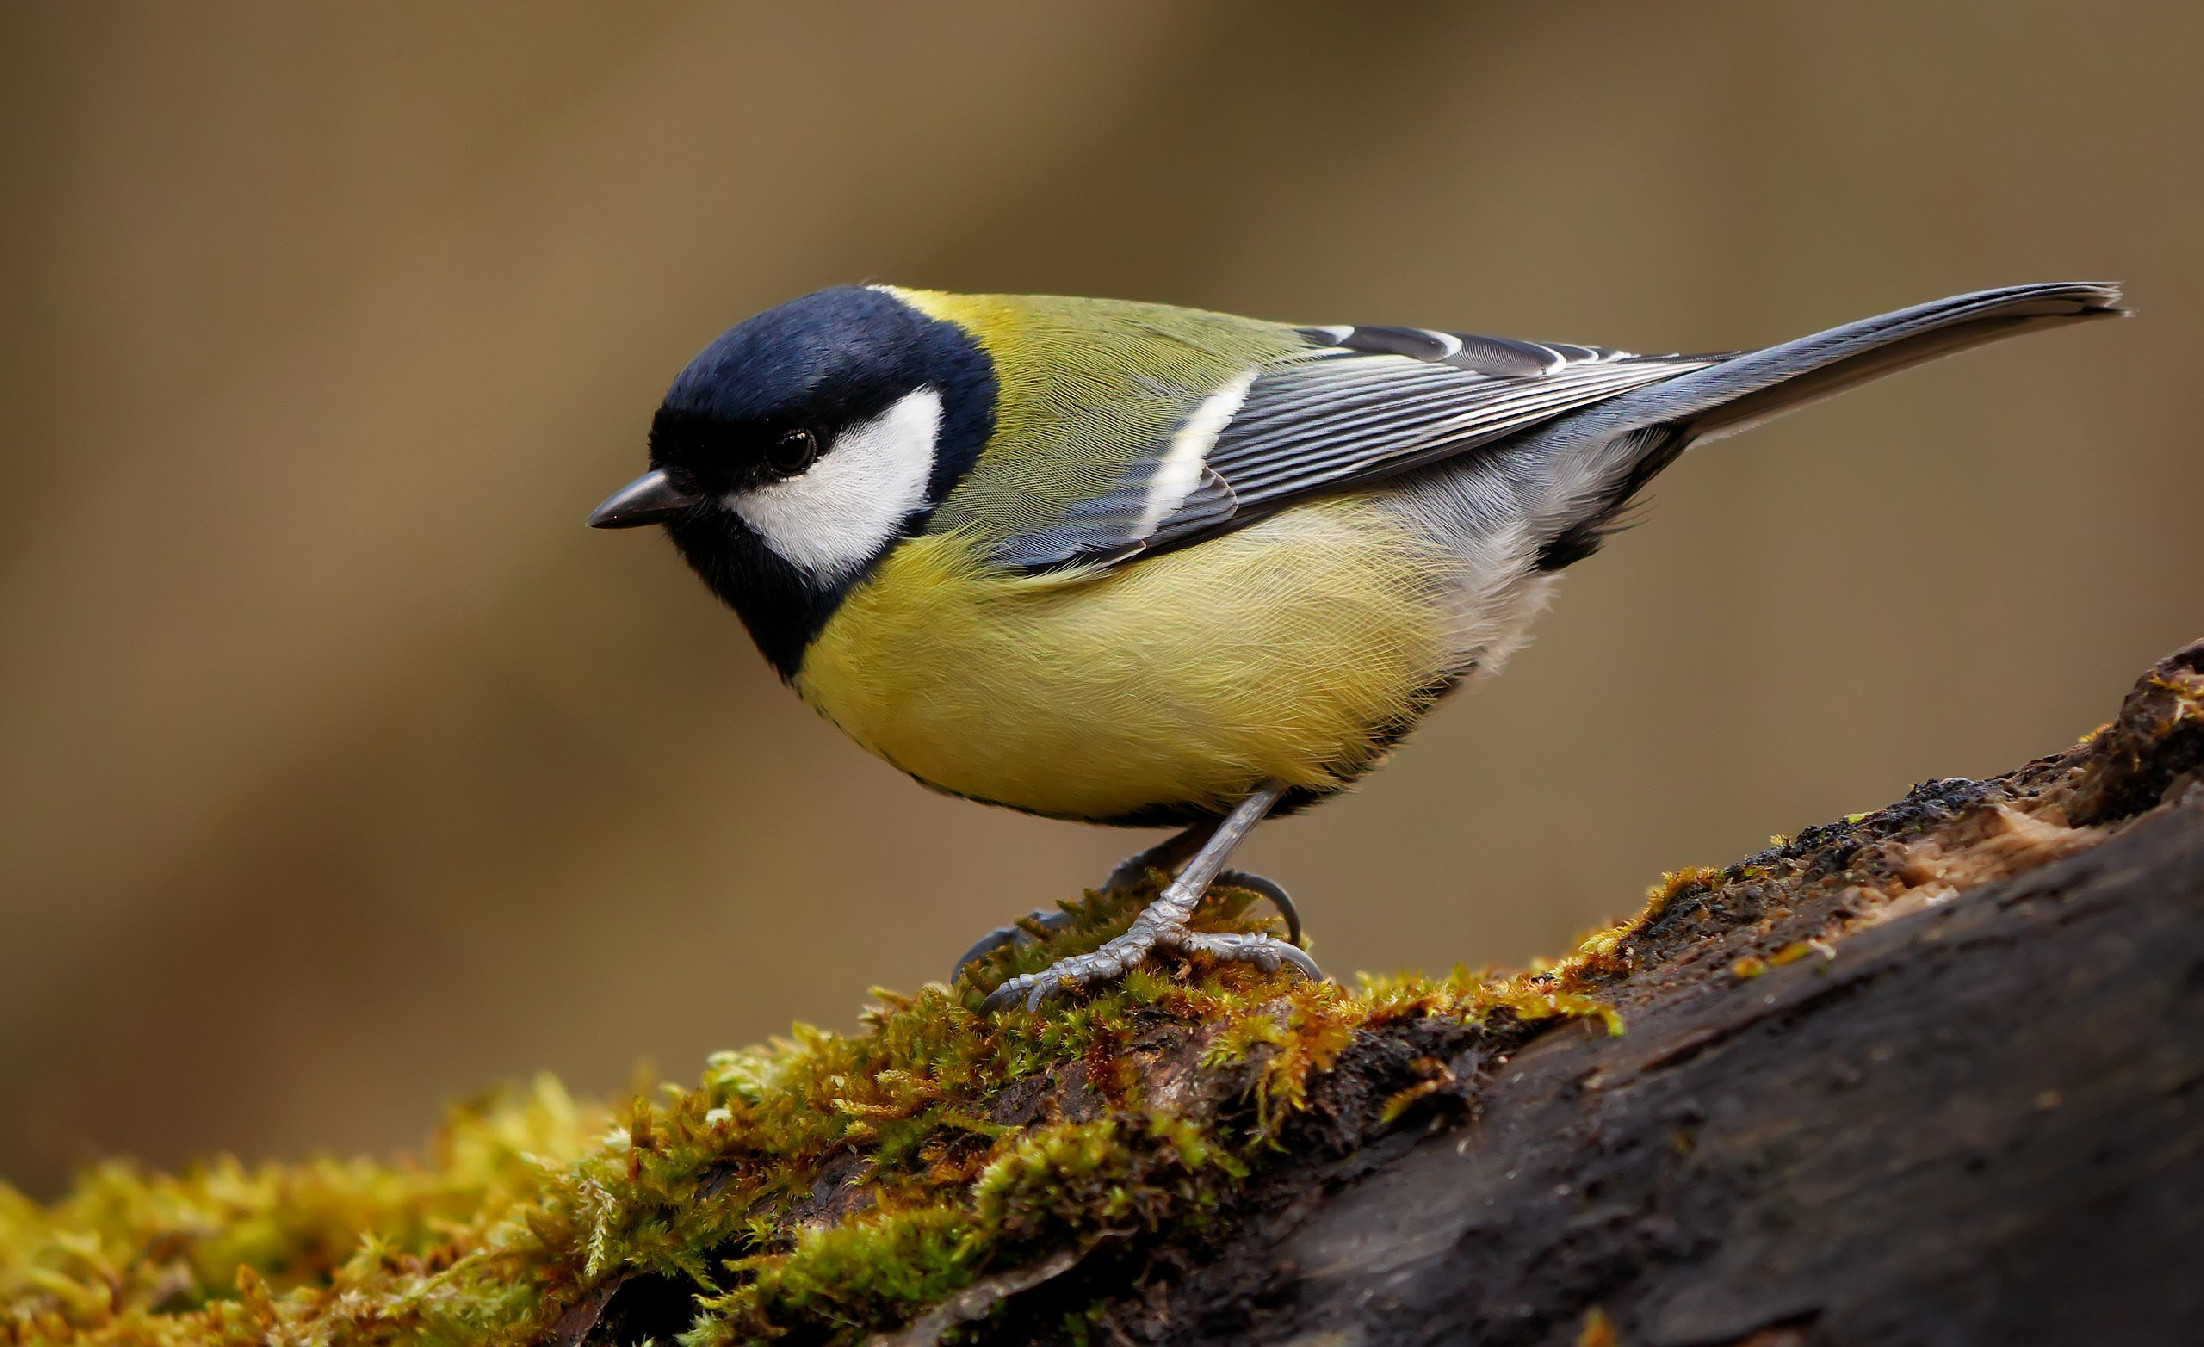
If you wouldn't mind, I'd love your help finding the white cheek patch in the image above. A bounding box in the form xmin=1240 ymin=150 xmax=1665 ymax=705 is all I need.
xmin=726 ymin=387 xmax=943 ymax=580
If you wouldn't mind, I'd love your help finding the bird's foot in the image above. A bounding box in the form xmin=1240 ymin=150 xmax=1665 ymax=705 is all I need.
xmin=976 ymin=875 xmax=1320 ymax=1014
xmin=948 ymin=908 xmax=1077 ymax=987
xmin=1212 ymin=870 xmax=1302 ymax=949
xmin=948 ymin=869 xmax=1302 ymax=988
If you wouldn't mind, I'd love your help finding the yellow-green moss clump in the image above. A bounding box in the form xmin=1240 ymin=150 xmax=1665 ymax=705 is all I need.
xmin=2 ymin=884 xmax=1627 ymax=1347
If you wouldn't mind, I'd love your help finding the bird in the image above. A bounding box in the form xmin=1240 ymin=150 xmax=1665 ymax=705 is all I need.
xmin=588 ymin=280 xmax=2123 ymax=1012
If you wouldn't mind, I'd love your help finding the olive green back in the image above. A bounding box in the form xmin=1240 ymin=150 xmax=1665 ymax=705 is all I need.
xmin=885 ymin=288 xmax=1307 ymax=541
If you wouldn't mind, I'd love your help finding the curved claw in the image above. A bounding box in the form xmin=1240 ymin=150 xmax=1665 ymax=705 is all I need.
xmin=950 ymin=909 xmax=1075 ymax=987
xmin=951 ymin=927 xmax=1023 ymax=986
xmin=1176 ymin=930 xmax=1324 ymax=982
xmin=1213 ymin=870 xmax=1303 ymax=948
xmin=979 ymin=970 xmax=1064 ymax=1015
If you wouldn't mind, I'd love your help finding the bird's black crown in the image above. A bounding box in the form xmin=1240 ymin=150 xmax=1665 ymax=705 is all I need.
xmin=650 ymin=285 xmax=997 ymax=679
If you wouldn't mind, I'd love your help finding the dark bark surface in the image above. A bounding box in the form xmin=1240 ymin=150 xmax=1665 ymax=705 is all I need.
xmin=12 ymin=657 xmax=2197 ymax=1347
xmin=1054 ymin=643 xmax=2204 ymax=1347
xmin=531 ymin=644 xmax=2204 ymax=1347
xmin=1152 ymin=790 xmax=2204 ymax=1347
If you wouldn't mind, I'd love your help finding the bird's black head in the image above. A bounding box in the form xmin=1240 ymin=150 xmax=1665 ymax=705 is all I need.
xmin=590 ymin=285 xmax=994 ymax=680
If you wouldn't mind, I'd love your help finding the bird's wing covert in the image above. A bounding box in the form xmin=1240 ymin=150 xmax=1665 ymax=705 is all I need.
xmin=989 ymin=325 xmax=1721 ymax=571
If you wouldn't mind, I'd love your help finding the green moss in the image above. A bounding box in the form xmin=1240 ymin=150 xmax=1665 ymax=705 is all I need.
xmin=2 ymin=879 xmax=1622 ymax=1347
xmin=0 ymin=1076 xmax=596 ymax=1346
xmin=1637 ymin=866 xmax=1724 ymax=927
xmin=11 ymin=646 xmax=2190 ymax=1345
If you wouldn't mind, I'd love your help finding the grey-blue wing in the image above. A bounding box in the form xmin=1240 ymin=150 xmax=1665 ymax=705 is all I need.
xmin=989 ymin=326 xmax=1718 ymax=571
xmin=989 ymin=282 xmax=2124 ymax=574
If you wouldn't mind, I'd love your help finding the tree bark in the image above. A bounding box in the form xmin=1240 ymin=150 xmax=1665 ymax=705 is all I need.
xmin=1063 ymin=642 xmax=2204 ymax=1346
xmin=12 ymin=649 xmax=2198 ymax=1347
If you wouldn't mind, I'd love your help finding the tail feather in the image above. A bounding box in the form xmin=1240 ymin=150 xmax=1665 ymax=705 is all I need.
xmin=1594 ymin=281 xmax=2124 ymax=445
xmin=1521 ymin=282 xmax=2125 ymax=570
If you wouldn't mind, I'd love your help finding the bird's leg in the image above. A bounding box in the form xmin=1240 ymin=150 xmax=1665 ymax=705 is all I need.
xmin=1098 ymin=822 xmax=1216 ymax=895
xmin=979 ymin=782 xmax=1322 ymax=1013
xmin=950 ymin=815 xmax=1305 ymax=987
xmin=1103 ymin=823 xmax=1303 ymax=945
xmin=947 ymin=823 xmax=1211 ymax=985
xmin=1111 ymin=822 xmax=1304 ymax=944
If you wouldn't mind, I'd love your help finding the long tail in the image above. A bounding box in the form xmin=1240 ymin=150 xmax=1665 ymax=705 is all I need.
xmin=1523 ymin=282 xmax=2125 ymax=570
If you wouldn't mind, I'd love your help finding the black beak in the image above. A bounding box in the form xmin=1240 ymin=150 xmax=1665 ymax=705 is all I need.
xmin=588 ymin=469 xmax=703 ymax=529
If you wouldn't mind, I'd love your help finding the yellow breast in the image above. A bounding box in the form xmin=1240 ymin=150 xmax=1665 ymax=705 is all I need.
xmin=792 ymin=497 xmax=1455 ymax=822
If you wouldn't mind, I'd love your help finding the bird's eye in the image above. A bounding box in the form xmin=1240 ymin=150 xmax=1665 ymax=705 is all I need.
xmin=767 ymin=428 xmax=818 ymax=476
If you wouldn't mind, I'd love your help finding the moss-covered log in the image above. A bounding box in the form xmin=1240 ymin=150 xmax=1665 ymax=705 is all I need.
xmin=5 ymin=643 xmax=2201 ymax=1347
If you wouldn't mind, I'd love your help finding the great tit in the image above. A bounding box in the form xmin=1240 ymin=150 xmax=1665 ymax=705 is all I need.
xmin=589 ymin=281 xmax=2122 ymax=1011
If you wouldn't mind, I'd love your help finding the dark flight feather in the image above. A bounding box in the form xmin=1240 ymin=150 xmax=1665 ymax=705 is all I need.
xmin=993 ymin=283 xmax=2123 ymax=574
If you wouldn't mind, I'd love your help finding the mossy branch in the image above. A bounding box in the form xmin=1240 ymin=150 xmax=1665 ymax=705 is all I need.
xmin=6 ymin=643 xmax=2202 ymax=1347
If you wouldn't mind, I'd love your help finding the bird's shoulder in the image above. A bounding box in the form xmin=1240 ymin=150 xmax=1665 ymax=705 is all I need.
xmin=884 ymin=289 xmax=1307 ymax=543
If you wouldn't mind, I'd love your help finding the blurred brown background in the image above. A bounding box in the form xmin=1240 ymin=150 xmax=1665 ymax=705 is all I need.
xmin=2 ymin=1 xmax=2198 ymax=1197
